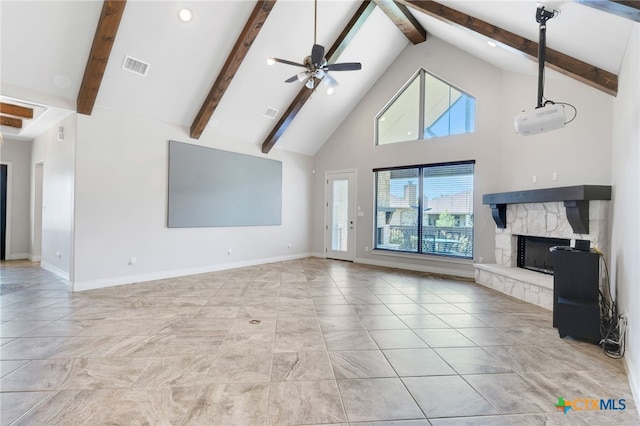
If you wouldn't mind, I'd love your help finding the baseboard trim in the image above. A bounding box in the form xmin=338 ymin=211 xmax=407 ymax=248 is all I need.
xmin=41 ymin=261 xmax=70 ymax=281
xmin=624 ymin=356 xmax=640 ymax=418
xmin=28 ymin=255 xmax=42 ymax=262
xmin=72 ymin=252 xmax=313 ymax=292
xmin=7 ymin=253 xmax=29 ymax=260
xmin=354 ymin=256 xmax=475 ymax=279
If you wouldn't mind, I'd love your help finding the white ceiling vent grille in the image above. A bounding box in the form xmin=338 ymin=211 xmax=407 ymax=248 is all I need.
xmin=263 ymin=107 xmax=279 ymax=119
xmin=122 ymin=56 xmax=150 ymax=76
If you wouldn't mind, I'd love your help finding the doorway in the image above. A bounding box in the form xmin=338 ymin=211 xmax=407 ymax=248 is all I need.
xmin=325 ymin=170 xmax=356 ymax=261
xmin=1 ymin=163 xmax=7 ymax=260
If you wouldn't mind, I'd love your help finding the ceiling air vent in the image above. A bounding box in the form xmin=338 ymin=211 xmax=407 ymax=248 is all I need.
xmin=122 ymin=56 xmax=150 ymax=76
xmin=263 ymin=107 xmax=279 ymax=119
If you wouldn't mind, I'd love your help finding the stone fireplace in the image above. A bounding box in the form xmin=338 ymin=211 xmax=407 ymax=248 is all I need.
xmin=475 ymin=185 xmax=611 ymax=310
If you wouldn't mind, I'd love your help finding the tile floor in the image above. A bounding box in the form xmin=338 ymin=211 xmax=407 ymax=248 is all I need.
xmin=0 ymin=258 xmax=638 ymax=425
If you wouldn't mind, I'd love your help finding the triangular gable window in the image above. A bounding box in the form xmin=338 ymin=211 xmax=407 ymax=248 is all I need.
xmin=376 ymin=69 xmax=475 ymax=145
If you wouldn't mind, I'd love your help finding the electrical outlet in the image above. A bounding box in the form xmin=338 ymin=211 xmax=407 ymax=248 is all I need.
xmin=129 ymin=257 xmax=136 ymax=265
xmin=227 ymin=248 xmax=232 ymax=255
xmin=365 ymin=246 xmax=369 ymax=252
xmin=552 ymin=171 xmax=558 ymax=181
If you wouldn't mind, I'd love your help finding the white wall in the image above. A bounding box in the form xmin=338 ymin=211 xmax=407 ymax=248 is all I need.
xmin=1 ymin=138 xmax=32 ymax=259
xmin=73 ymin=107 xmax=313 ymax=290
xmin=312 ymin=36 xmax=614 ymax=276
xmin=611 ymin=22 xmax=640 ymax=411
xmin=30 ymin=114 xmax=76 ymax=280
xmin=499 ymin=72 xmax=612 ymax=191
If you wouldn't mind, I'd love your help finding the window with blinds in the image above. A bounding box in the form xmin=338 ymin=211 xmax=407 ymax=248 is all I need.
xmin=374 ymin=161 xmax=474 ymax=258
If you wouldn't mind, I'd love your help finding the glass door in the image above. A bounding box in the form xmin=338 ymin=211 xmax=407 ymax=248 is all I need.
xmin=326 ymin=171 xmax=355 ymax=261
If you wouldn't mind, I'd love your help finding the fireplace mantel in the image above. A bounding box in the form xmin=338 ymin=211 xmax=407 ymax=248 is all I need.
xmin=482 ymin=185 xmax=611 ymax=234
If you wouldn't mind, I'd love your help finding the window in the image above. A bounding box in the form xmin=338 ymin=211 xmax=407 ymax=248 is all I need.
xmin=376 ymin=69 xmax=475 ymax=145
xmin=374 ymin=161 xmax=474 ymax=258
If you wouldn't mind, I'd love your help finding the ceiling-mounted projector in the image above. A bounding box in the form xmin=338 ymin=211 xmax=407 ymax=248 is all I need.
xmin=514 ymin=103 xmax=566 ymax=136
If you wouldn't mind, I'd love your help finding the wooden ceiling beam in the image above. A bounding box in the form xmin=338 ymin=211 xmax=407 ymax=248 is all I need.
xmin=398 ymin=0 xmax=618 ymax=96
xmin=77 ymin=0 xmax=127 ymax=115
xmin=373 ymin=0 xmax=427 ymax=44
xmin=261 ymin=1 xmax=377 ymax=154
xmin=1 ymin=116 xmax=23 ymax=129
xmin=190 ymin=0 xmax=277 ymax=139
xmin=576 ymin=0 xmax=640 ymax=23
xmin=0 ymin=102 xmax=34 ymax=119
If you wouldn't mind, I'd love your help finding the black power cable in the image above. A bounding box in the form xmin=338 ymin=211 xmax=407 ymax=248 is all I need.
xmin=594 ymin=248 xmax=626 ymax=358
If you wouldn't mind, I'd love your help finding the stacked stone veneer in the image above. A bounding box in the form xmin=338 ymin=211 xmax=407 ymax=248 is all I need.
xmin=475 ymin=200 xmax=609 ymax=310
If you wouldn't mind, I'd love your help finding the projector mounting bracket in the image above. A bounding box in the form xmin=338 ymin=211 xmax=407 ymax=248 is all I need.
xmin=536 ymin=6 xmax=557 ymax=108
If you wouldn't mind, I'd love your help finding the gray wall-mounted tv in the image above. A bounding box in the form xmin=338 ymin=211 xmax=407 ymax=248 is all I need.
xmin=167 ymin=140 xmax=282 ymax=227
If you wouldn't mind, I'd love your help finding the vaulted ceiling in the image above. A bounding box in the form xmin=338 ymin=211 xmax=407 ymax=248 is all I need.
xmin=1 ymin=1 xmax=637 ymax=154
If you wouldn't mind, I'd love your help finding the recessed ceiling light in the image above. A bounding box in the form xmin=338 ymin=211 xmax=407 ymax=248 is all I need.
xmin=266 ymin=58 xmax=276 ymax=66
xmin=380 ymin=116 xmax=386 ymax=122
xmin=487 ymin=40 xmax=497 ymax=48
xmin=179 ymin=8 xmax=192 ymax=22
xmin=407 ymin=131 xmax=412 ymax=135
xmin=327 ymin=87 xmax=334 ymax=95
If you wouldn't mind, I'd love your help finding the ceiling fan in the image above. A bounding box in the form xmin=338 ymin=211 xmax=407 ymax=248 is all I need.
xmin=267 ymin=0 xmax=362 ymax=93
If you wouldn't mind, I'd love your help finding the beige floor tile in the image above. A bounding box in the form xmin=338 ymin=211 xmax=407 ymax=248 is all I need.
xmin=324 ymin=330 xmax=378 ymax=351
xmin=398 ymin=314 xmax=451 ymax=329
xmin=271 ymin=351 xmax=334 ymax=381
xmin=359 ymin=315 xmax=409 ymax=330
xmin=434 ymin=347 xmax=515 ymax=374
xmin=383 ymin=348 xmax=456 ymax=376
xmin=183 ymin=383 xmax=269 ymax=425
xmin=0 ymin=359 xmax=29 ymax=378
xmin=413 ymin=328 xmax=476 ymax=347
xmin=369 ymin=329 xmax=428 ymax=349
xmin=274 ymin=331 xmax=326 ymax=352
xmin=1 ymin=259 xmax=637 ymax=425
xmin=1 ymin=391 xmax=52 ymax=425
xmin=338 ymin=377 xmax=424 ymax=422
xmin=268 ymin=380 xmax=346 ymax=425
xmin=403 ymin=375 xmax=498 ymax=418
xmin=0 ymin=336 xmax=68 ymax=360
xmin=329 ymin=350 xmax=396 ymax=379
xmin=319 ymin=316 xmax=364 ymax=331
xmin=132 ymin=355 xmax=217 ymax=387
xmin=0 ymin=358 xmax=84 ymax=391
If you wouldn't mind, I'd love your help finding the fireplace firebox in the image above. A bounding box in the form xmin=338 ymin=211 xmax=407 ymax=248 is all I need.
xmin=517 ymin=235 xmax=570 ymax=275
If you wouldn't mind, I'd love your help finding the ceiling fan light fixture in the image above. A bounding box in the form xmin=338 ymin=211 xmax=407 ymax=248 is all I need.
xmin=297 ymin=72 xmax=308 ymax=82
xmin=305 ymin=78 xmax=315 ymax=89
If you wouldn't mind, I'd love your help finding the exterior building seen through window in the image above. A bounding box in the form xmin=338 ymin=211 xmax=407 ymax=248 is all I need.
xmin=374 ymin=161 xmax=475 ymax=259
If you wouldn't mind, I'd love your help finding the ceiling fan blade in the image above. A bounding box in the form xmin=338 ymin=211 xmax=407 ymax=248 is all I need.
xmin=311 ymin=44 xmax=325 ymax=65
xmin=285 ymin=75 xmax=300 ymax=83
xmin=325 ymin=62 xmax=362 ymax=72
xmin=322 ymin=72 xmax=339 ymax=88
xmin=271 ymin=57 xmax=307 ymax=68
